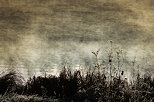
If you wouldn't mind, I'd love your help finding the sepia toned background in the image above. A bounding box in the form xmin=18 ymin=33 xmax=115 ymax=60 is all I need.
xmin=0 ymin=0 xmax=153 ymax=78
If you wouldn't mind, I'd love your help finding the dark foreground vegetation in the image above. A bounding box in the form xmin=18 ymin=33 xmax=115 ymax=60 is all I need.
xmin=0 ymin=68 xmax=153 ymax=102
xmin=0 ymin=44 xmax=154 ymax=102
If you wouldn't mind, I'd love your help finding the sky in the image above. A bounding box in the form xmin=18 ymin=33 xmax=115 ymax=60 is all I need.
xmin=0 ymin=0 xmax=153 ymax=77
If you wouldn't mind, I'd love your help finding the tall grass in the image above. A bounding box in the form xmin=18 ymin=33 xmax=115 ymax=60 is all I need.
xmin=0 ymin=67 xmax=153 ymax=102
xmin=0 ymin=43 xmax=153 ymax=102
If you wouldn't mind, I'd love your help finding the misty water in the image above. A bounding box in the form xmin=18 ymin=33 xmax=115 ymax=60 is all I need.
xmin=0 ymin=39 xmax=153 ymax=83
xmin=0 ymin=0 xmax=153 ymax=82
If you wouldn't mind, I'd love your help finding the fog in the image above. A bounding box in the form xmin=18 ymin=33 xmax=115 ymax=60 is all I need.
xmin=0 ymin=0 xmax=153 ymax=78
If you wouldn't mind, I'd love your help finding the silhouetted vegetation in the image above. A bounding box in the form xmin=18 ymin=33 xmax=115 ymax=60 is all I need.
xmin=0 ymin=68 xmax=153 ymax=102
xmin=0 ymin=43 xmax=153 ymax=102
xmin=0 ymin=71 xmax=24 ymax=95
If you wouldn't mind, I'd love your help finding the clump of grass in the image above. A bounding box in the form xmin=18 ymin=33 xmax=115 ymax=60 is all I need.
xmin=0 ymin=71 xmax=24 ymax=95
